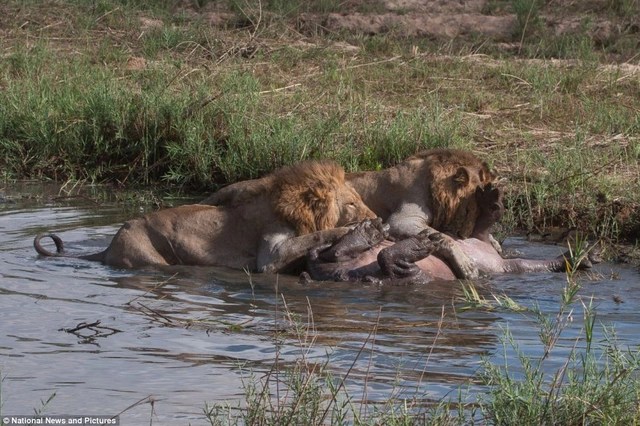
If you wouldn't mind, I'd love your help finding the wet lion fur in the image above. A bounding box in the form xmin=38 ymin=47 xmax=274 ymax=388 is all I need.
xmin=34 ymin=160 xmax=375 ymax=271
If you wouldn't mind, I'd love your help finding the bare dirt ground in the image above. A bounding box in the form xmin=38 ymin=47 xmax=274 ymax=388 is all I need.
xmin=189 ymin=0 xmax=638 ymax=59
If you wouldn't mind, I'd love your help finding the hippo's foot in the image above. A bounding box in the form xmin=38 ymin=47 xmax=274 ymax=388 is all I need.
xmin=475 ymin=184 xmax=504 ymax=221
xmin=428 ymin=232 xmax=480 ymax=280
xmin=315 ymin=218 xmax=389 ymax=262
xmin=377 ymin=232 xmax=435 ymax=281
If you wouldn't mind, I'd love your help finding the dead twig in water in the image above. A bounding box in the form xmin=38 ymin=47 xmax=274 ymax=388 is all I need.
xmin=125 ymin=273 xmax=177 ymax=306
xmin=133 ymin=302 xmax=175 ymax=324
xmin=60 ymin=320 xmax=121 ymax=336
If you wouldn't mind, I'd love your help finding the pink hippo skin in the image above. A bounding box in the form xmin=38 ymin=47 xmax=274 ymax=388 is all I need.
xmin=305 ymin=184 xmax=598 ymax=285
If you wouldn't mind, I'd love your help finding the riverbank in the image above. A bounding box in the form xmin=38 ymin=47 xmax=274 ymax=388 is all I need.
xmin=0 ymin=0 xmax=638 ymax=256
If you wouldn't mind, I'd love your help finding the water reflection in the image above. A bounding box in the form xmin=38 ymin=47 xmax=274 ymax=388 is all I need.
xmin=0 ymin=183 xmax=638 ymax=424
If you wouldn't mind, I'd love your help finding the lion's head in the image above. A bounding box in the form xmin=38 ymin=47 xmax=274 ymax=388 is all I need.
xmin=273 ymin=161 xmax=376 ymax=235
xmin=411 ymin=149 xmax=496 ymax=238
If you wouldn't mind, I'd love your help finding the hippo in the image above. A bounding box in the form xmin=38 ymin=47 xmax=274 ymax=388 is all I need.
xmin=305 ymin=184 xmax=598 ymax=285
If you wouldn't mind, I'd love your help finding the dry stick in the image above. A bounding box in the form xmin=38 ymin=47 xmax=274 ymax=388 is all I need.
xmin=581 ymin=368 xmax=634 ymax=418
xmin=256 ymin=361 xmax=278 ymax=420
xmin=517 ymin=0 xmax=537 ymax=55
xmin=52 ymin=194 xmax=101 ymax=205
xmin=376 ymin=305 xmax=448 ymax=412
xmin=58 ymin=178 xmax=89 ymax=199
xmin=280 ymin=295 xmax=308 ymax=365
xmin=182 ymin=93 xmax=222 ymax=120
xmin=62 ymin=320 xmax=101 ymax=333
xmin=541 ymin=329 xmax=583 ymax=423
xmin=280 ymin=297 xmax=322 ymax=426
xmin=249 ymin=0 xmax=263 ymax=42
xmin=417 ymin=305 xmax=446 ymax=388
xmin=305 ymin=296 xmax=317 ymax=351
xmin=134 ymin=302 xmax=174 ymax=324
xmin=258 ymin=83 xmax=302 ymax=95
xmin=501 ymin=73 xmax=532 ymax=87
xmin=125 ymin=273 xmax=177 ymax=306
xmin=94 ymin=7 xmax=120 ymax=23
xmin=304 ymin=56 xmax=402 ymax=80
xmin=539 ymin=313 xmax=635 ymax=423
xmin=274 ymin=275 xmax=281 ymax=417
xmin=149 ymin=399 xmax=155 ymax=426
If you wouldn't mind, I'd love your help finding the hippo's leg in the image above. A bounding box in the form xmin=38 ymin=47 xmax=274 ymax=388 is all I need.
xmin=377 ymin=231 xmax=435 ymax=285
xmin=425 ymin=231 xmax=480 ymax=280
xmin=315 ymin=218 xmax=388 ymax=262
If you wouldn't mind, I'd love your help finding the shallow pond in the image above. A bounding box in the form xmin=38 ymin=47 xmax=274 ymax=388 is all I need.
xmin=1 ymin=183 xmax=639 ymax=424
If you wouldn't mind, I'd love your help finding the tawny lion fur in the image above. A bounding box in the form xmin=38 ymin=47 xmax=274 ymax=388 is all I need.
xmin=273 ymin=161 xmax=350 ymax=235
xmin=34 ymin=161 xmax=375 ymax=272
xmin=202 ymin=149 xmax=496 ymax=279
xmin=416 ymin=149 xmax=495 ymax=237
xmin=204 ymin=149 xmax=495 ymax=238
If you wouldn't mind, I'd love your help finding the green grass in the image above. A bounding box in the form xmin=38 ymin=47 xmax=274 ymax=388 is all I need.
xmin=0 ymin=0 xmax=638 ymax=245
xmin=204 ymin=243 xmax=640 ymax=425
xmin=478 ymin=242 xmax=640 ymax=425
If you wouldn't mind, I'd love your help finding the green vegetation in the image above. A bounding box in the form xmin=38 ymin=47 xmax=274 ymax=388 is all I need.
xmin=2 ymin=3 xmax=638 ymax=419
xmin=0 ymin=0 xmax=638 ymax=247
xmin=204 ymin=243 xmax=640 ymax=425
xmin=479 ymin=239 xmax=640 ymax=425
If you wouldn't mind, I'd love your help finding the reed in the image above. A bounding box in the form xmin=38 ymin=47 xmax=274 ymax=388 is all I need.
xmin=206 ymin=242 xmax=640 ymax=425
xmin=0 ymin=0 xmax=638 ymax=243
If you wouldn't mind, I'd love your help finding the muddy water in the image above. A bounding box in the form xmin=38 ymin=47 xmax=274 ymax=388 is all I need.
xmin=1 ymin=183 xmax=639 ymax=424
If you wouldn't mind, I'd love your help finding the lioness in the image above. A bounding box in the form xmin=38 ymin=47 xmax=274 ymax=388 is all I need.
xmin=34 ymin=161 xmax=376 ymax=272
xmin=202 ymin=149 xmax=496 ymax=279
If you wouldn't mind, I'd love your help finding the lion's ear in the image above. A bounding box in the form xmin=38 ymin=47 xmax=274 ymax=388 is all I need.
xmin=453 ymin=167 xmax=471 ymax=187
xmin=479 ymin=162 xmax=496 ymax=184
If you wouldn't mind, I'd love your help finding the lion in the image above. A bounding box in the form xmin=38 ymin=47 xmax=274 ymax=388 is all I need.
xmin=305 ymin=183 xmax=598 ymax=285
xmin=33 ymin=160 xmax=376 ymax=272
xmin=201 ymin=149 xmax=496 ymax=279
xmin=347 ymin=149 xmax=495 ymax=239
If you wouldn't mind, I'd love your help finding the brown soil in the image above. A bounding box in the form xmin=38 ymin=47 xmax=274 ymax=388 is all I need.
xmin=187 ymin=0 xmax=638 ymax=59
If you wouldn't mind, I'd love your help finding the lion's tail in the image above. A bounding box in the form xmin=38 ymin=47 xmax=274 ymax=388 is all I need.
xmin=33 ymin=233 xmax=105 ymax=262
xmin=34 ymin=233 xmax=65 ymax=257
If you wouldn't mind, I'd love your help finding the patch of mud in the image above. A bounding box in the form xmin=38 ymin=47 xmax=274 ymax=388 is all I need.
xmin=318 ymin=12 xmax=515 ymax=40
xmin=186 ymin=0 xmax=637 ymax=56
xmin=383 ymin=0 xmax=487 ymax=14
xmin=204 ymin=0 xmax=520 ymax=41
